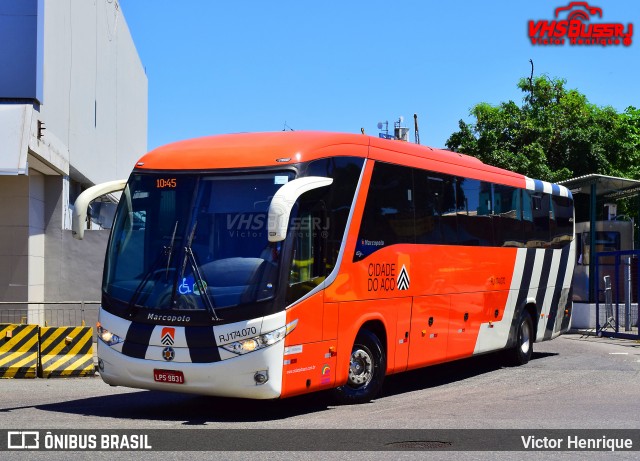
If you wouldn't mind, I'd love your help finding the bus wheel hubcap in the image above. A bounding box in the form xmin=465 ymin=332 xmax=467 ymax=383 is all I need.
xmin=348 ymin=348 xmax=373 ymax=387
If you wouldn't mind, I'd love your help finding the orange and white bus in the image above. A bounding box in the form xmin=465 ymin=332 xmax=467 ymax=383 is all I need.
xmin=74 ymin=131 xmax=575 ymax=404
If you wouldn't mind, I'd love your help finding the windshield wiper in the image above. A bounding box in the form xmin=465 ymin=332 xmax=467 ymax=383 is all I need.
xmin=180 ymin=222 xmax=221 ymax=321
xmin=165 ymin=221 xmax=179 ymax=280
xmin=126 ymin=221 xmax=179 ymax=317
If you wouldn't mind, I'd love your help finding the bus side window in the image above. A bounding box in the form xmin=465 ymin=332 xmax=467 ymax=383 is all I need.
xmin=492 ymin=184 xmax=523 ymax=247
xmin=522 ymin=191 xmax=551 ymax=248
xmin=550 ymin=194 xmax=574 ymax=249
xmin=354 ymin=162 xmax=414 ymax=261
xmin=440 ymin=176 xmax=458 ymax=244
xmin=456 ymin=178 xmax=493 ymax=246
xmin=522 ymin=190 xmax=535 ymax=247
xmin=414 ymin=170 xmax=447 ymax=245
xmin=286 ymin=189 xmax=328 ymax=304
xmin=306 ymin=157 xmax=365 ymax=274
xmin=532 ymin=193 xmax=551 ymax=247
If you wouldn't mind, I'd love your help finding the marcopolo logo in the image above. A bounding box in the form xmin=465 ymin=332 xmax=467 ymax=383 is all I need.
xmin=528 ymin=2 xmax=633 ymax=47
xmin=160 ymin=327 xmax=175 ymax=346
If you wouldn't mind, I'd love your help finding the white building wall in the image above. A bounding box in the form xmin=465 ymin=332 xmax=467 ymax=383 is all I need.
xmin=38 ymin=0 xmax=147 ymax=183
xmin=0 ymin=176 xmax=29 ymax=307
xmin=0 ymin=0 xmax=147 ymax=322
xmin=28 ymin=170 xmax=45 ymax=324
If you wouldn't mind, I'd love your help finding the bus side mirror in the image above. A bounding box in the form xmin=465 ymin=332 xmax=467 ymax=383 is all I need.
xmin=72 ymin=179 xmax=127 ymax=240
xmin=267 ymin=176 xmax=333 ymax=242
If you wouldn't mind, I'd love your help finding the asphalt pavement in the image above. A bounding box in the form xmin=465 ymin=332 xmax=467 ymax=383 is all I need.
xmin=1 ymin=333 xmax=639 ymax=460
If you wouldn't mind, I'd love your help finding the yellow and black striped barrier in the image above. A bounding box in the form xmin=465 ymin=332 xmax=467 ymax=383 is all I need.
xmin=39 ymin=326 xmax=95 ymax=378
xmin=0 ymin=324 xmax=39 ymax=378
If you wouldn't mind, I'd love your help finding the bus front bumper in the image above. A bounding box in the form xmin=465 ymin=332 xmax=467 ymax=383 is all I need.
xmin=97 ymin=339 xmax=284 ymax=399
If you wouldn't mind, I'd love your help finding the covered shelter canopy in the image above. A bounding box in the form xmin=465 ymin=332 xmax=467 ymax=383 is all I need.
xmin=560 ymin=174 xmax=640 ymax=200
xmin=559 ymin=174 xmax=640 ymax=303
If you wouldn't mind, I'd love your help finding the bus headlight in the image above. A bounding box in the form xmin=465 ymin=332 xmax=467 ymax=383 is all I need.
xmin=97 ymin=322 xmax=124 ymax=346
xmin=221 ymin=319 xmax=298 ymax=355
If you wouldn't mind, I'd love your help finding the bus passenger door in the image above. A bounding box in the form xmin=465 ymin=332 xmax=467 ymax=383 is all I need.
xmin=407 ymin=295 xmax=450 ymax=370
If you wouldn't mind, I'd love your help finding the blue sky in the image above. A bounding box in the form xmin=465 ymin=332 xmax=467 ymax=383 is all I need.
xmin=119 ymin=0 xmax=640 ymax=152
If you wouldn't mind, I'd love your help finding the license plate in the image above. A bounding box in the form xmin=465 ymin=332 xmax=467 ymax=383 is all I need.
xmin=153 ymin=369 xmax=185 ymax=384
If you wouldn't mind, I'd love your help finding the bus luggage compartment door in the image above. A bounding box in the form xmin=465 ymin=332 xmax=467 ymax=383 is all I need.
xmin=407 ymin=295 xmax=450 ymax=370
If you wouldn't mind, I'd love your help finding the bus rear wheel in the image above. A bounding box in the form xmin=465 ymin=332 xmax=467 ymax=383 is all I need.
xmin=506 ymin=310 xmax=534 ymax=366
xmin=331 ymin=330 xmax=386 ymax=405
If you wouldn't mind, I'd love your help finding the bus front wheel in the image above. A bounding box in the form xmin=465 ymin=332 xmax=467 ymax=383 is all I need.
xmin=332 ymin=330 xmax=386 ymax=404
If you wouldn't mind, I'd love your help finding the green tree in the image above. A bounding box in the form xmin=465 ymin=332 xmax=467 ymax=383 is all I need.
xmin=446 ymin=76 xmax=640 ymax=183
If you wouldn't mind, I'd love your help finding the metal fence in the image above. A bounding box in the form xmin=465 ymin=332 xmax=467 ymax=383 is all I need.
xmin=0 ymin=301 xmax=100 ymax=328
xmin=595 ymin=250 xmax=640 ymax=340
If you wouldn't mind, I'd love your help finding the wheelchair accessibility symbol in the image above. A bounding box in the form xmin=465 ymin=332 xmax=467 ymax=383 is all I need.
xmin=178 ymin=276 xmax=207 ymax=295
xmin=178 ymin=277 xmax=192 ymax=295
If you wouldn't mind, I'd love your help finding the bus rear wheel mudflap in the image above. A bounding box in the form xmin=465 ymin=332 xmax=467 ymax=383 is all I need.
xmin=331 ymin=329 xmax=386 ymax=404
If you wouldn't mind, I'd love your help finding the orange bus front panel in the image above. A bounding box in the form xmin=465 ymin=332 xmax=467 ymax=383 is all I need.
xmin=280 ymin=340 xmax=338 ymax=398
xmin=284 ymin=291 xmax=324 ymax=347
xmin=322 ymin=302 xmax=339 ymax=341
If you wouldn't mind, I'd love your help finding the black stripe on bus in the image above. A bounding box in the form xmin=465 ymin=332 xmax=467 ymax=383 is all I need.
xmin=122 ymin=322 xmax=155 ymax=359
xmin=515 ymin=248 xmax=537 ymax=313
xmin=534 ymin=249 xmax=555 ymax=316
xmin=544 ymin=245 xmax=571 ymax=339
xmin=186 ymin=327 xmax=221 ymax=363
xmin=507 ymin=248 xmax=537 ymax=347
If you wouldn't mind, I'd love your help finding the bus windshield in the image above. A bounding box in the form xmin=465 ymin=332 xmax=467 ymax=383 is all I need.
xmin=103 ymin=171 xmax=295 ymax=314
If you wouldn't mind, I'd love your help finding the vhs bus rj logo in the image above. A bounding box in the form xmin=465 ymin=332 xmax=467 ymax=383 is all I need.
xmin=8 ymin=431 xmax=39 ymax=449
xmin=528 ymin=2 xmax=633 ymax=47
